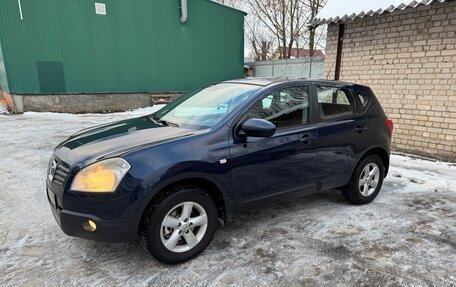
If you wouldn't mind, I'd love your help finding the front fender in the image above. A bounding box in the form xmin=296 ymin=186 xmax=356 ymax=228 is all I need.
xmin=131 ymin=169 xmax=233 ymax=239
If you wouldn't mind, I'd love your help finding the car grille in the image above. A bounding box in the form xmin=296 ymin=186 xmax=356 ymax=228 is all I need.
xmin=53 ymin=164 xmax=70 ymax=186
xmin=49 ymin=157 xmax=71 ymax=186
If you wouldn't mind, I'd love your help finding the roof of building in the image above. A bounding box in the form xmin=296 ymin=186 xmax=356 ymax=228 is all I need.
xmin=309 ymin=0 xmax=446 ymax=27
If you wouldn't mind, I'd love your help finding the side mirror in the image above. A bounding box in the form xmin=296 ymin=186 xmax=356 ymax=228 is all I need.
xmin=240 ymin=118 xmax=276 ymax=138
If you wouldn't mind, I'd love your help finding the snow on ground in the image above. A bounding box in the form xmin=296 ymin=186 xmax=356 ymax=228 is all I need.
xmin=0 ymin=104 xmax=8 ymax=115
xmin=0 ymin=107 xmax=455 ymax=286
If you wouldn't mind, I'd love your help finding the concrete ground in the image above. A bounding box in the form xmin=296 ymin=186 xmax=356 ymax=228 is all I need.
xmin=0 ymin=108 xmax=455 ymax=286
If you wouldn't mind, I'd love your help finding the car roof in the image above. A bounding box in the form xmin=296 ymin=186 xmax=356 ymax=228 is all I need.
xmin=223 ymin=77 xmax=357 ymax=88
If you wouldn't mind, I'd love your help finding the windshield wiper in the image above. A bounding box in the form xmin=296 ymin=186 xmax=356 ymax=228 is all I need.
xmin=159 ymin=120 xmax=179 ymax=127
xmin=148 ymin=115 xmax=163 ymax=125
xmin=148 ymin=115 xmax=179 ymax=127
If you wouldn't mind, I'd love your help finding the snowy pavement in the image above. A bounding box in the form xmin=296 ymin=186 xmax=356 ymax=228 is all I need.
xmin=0 ymin=107 xmax=455 ymax=286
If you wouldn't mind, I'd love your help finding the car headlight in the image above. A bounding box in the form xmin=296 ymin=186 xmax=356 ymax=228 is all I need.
xmin=71 ymin=158 xmax=131 ymax=193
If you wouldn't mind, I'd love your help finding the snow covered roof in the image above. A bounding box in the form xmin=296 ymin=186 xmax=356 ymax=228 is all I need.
xmin=309 ymin=0 xmax=446 ymax=27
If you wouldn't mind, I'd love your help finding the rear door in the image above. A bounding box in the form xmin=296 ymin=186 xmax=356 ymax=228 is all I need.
xmin=229 ymin=84 xmax=319 ymax=209
xmin=314 ymin=85 xmax=359 ymax=190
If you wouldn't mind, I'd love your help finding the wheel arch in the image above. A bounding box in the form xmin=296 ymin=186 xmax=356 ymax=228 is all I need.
xmin=355 ymin=146 xmax=390 ymax=177
xmin=133 ymin=173 xmax=232 ymax=237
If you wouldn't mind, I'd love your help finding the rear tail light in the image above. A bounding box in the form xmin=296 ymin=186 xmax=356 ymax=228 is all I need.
xmin=384 ymin=118 xmax=394 ymax=134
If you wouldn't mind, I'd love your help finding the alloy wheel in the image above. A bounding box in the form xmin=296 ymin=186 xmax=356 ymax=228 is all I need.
xmin=160 ymin=201 xmax=208 ymax=253
xmin=358 ymin=162 xmax=380 ymax=197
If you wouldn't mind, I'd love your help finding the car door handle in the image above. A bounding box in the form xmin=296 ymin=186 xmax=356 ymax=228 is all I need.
xmin=299 ymin=134 xmax=316 ymax=144
xmin=354 ymin=126 xmax=367 ymax=133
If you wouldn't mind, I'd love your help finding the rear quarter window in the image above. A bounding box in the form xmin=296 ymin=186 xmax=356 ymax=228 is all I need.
xmin=355 ymin=90 xmax=372 ymax=114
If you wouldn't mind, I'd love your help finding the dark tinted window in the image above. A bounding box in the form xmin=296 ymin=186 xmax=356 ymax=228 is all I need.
xmin=246 ymin=86 xmax=310 ymax=129
xmin=317 ymin=86 xmax=355 ymax=120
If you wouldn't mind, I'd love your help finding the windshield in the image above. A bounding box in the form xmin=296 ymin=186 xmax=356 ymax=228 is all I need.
xmin=152 ymin=83 xmax=261 ymax=129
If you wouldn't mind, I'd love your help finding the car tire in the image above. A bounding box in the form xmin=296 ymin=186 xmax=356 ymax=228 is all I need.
xmin=342 ymin=154 xmax=385 ymax=205
xmin=140 ymin=185 xmax=217 ymax=265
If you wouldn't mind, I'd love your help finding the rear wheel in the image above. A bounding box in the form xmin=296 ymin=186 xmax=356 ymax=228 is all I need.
xmin=140 ymin=186 xmax=217 ymax=264
xmin=342 ymin=155 xmax=384 ymax=205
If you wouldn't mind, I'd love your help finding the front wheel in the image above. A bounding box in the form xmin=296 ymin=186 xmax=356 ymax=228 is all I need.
xmin=140 ymin=186 xmax=217 ymax=264
xmin=342 ymin=155 xmax=385 ymax=205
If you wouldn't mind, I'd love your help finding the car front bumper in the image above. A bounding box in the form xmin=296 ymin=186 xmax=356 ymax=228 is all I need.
xmin=47 ymin=186 xmax=137 ymax=243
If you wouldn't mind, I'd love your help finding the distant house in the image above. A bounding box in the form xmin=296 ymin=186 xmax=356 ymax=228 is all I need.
xmin=280 ymin=47 xmax=325 ymax=58
xmin=310 ymin=0 xmax=456 ymax=161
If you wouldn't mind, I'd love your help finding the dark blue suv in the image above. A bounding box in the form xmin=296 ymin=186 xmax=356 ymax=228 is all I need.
xmin=47 ymin=79 xmax=393 ymax=264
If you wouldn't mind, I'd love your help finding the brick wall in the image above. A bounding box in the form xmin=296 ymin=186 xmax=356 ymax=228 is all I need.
xmin=324 ymin=1 xmax=456 ymax=161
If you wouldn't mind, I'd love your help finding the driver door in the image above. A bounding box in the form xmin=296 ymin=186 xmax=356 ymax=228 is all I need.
xmin=229 ymin=85 xmax=319 ymax=210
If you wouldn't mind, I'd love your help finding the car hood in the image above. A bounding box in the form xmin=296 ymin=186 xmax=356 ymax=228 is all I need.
xmin=54 ymin=117 xmax=201 ymax=169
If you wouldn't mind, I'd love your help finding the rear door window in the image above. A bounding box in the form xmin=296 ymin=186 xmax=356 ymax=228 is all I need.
xmin=316 ymin=86 xmax=355 ymax=120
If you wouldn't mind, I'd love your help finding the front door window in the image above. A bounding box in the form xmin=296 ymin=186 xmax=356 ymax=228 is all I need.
xmin=245 ymin=86 xmax=310 ymax=129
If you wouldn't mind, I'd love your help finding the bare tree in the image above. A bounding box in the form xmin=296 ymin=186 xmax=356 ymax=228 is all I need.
xmin=246 ymin=0 xmax=327 ymax=59
xmin=213 ymin=0 xmax=327 ymax=61
xmin=245 ymin=16 xmax=273 ymax=61
xmin=304 ymin=0 xmax=325 ymax=56
xmin=245 ymin=0 xmax=306 ymax=59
